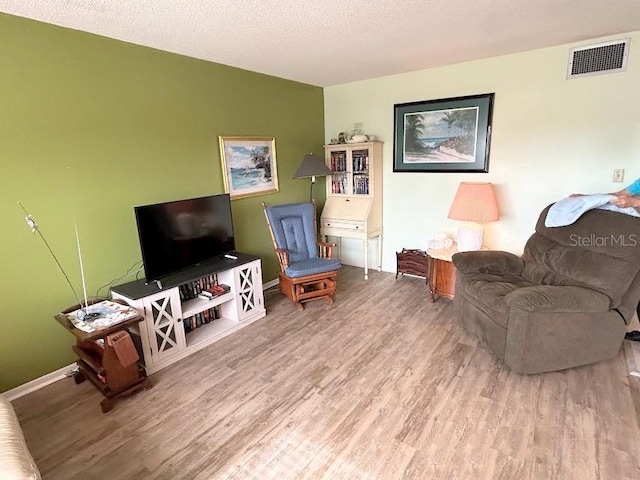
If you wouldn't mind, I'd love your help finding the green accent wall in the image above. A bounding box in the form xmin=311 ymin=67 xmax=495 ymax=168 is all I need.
xmin=0 ymin=13 xmax=325 ymax=392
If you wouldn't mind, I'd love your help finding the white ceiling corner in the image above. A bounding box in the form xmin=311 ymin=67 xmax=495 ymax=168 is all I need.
xmin=1 ymin=0 xmax=639 ymax=86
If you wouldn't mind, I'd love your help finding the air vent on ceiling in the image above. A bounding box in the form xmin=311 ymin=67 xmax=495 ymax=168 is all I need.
xmin=567 ymin=38 xmax=630 ymax=79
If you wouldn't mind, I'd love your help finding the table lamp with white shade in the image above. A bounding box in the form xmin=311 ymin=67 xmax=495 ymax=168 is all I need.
xmin=447 ymin=182 xmax=499 ymax=252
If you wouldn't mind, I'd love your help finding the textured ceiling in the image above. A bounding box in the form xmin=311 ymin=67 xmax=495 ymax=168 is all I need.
xmin=1 ymin=0 xmax=640 ymax=86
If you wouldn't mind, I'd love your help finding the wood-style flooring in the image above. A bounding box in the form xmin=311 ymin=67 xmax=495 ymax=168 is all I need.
xmin=12 ymin=266 xmax=640 ymax=479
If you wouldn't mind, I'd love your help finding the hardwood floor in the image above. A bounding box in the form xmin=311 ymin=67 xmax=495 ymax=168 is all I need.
xmin=12 ymin=266 xmax=640 ymax=479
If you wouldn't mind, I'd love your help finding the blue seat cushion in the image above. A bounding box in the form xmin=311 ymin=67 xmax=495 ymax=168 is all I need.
xmin=285 ymin=258 xmax=341 ymax=278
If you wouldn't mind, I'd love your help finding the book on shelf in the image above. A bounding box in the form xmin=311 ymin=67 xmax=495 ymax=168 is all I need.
xmin=180 ymin=274 xmax=222 ymax=301
xmin=183 ymin=305 xmax=221 ymax=333
xmin=196 ymin=283 xmax=230 ymax=301
xmin=203 ymin=283 xmax=231 ymax=297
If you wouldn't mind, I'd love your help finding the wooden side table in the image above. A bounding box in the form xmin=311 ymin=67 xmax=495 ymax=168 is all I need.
xmin=54 ymin=301 xmax=152 ymax=413
xmin=396 ymin=248 xmax=430 ymax=282
xmin=426 ymin=246 xmax=458 ymax=301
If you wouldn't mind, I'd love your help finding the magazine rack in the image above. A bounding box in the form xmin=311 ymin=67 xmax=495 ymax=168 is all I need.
xmin=54 ymin=299 xmax=152 ymax=413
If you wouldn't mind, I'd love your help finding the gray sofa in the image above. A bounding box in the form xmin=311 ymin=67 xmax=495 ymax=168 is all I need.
xmin=452 ymin=204 xmax=640 ymax=374
xmin=0 ymin=395 xmax=41 ymax=480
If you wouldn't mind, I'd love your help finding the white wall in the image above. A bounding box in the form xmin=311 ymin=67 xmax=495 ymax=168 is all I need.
xmin=324 ymin=31 xmax=640 ymax=273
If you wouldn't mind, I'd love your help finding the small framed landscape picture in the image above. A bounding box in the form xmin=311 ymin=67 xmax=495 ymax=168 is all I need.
xmin=393 ymin=93 xmax=494 ymax=173
xmin=218 ymin=136 xmax=279 ymax=200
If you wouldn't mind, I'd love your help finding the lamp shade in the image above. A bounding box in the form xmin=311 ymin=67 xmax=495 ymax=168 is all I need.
xmin=447 ymin=182 xmax=499 ymax=223
xmin=293 ymin=153 xmax=331 ymax=179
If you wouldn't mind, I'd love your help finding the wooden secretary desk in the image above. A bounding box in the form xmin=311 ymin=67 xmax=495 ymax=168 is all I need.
xmin=320 ymin=141 xmax=383 ymax=279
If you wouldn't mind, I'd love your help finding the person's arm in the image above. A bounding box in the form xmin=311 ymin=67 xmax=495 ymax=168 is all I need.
xmin=616 ymin=178 xmax=640 ymax=197
xmin=610 ymin=195 xmax=640 ymax=209
xmin=608 ymin=178 xmax=640 ymax=207
xmin=572 ymin=178 xmax=639 ymax=204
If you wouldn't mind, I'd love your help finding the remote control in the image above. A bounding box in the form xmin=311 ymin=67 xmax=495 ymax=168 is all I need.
xmin=224 ymin=254 xmax=238 ymax=260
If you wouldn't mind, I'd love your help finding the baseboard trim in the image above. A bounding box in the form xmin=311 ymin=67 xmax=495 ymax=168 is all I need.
xmin=3 ymin=282 xmax=281 ymax=401
xmin=3 ymin=364 xmax=76 ymax=402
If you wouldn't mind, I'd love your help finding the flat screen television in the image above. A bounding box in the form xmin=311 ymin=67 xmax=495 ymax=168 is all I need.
xmin=134 ymin=194 xmax=236 ymax=282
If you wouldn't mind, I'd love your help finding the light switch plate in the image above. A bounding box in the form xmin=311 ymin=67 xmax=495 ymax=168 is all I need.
xmin=613 ymin=169 xmax=625 ymax=182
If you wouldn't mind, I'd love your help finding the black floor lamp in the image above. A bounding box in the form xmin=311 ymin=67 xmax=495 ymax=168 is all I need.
xmin=293 ymin=153 xmax=332 ymax=202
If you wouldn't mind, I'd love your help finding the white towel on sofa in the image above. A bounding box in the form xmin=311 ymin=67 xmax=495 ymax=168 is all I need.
xmin=545 ymin=194 xmax=640 ymax=227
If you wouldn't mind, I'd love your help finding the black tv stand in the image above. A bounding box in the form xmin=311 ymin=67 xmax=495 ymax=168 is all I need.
xmin=116 ymin=252 xmax=258 ymax=299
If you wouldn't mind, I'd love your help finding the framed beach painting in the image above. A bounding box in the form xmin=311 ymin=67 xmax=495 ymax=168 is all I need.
xmin=393 ymin=93 xmax=494 ymax=173
xmin=218 ymin=136 xmax=279 ymax=199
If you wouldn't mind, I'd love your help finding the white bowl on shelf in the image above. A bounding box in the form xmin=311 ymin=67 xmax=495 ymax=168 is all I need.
xmin=348 ymin=135 xmax=369 ymax=143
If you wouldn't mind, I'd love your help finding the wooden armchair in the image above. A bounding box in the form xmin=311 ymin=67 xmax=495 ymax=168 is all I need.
xmin=263 ymin=202 xmax=341 ymax=310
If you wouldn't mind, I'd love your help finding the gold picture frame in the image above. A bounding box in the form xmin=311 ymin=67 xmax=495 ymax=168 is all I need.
xmin=218 ymin=136 xmax=279 ymax=200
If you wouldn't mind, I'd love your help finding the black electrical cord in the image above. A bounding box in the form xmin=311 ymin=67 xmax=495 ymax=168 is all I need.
xmin=95 ymin=260 xmax=143 ymax=299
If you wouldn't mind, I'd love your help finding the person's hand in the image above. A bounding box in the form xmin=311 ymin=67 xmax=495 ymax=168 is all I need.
xmin=610 ymin=196 xmax=640 ymax=208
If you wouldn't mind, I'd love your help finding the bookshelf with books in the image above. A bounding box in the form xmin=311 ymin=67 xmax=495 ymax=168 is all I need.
xmin=111 ymin=254 xmax=265 ymax=374
xmin=321 ymin=141 xmax=383 ymax=279
xmin=178 ymin=274 xmax=231 ymax=334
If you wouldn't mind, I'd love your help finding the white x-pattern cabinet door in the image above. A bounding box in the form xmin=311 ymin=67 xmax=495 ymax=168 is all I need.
xmin=235 ymin=260 xmax=264 ymax=321
xmin=141 ymin=289 xmax=186 ymax=364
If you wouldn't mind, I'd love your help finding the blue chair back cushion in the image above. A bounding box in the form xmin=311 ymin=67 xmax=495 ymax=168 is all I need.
xmin=265 ymin=203 xmax=319 ymax=262
xmin=281 ymin=216 xmax=309 ymax=263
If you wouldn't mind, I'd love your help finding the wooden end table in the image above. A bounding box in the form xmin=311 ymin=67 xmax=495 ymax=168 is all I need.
xmin=426 ymin=246 xmax=458 ymax=301
xmin=54 ymin=302 xmax=152 ymax=413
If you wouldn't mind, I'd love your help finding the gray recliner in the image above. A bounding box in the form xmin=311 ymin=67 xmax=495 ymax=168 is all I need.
xmin=452 ymin=204 xmax=640 ymax=374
